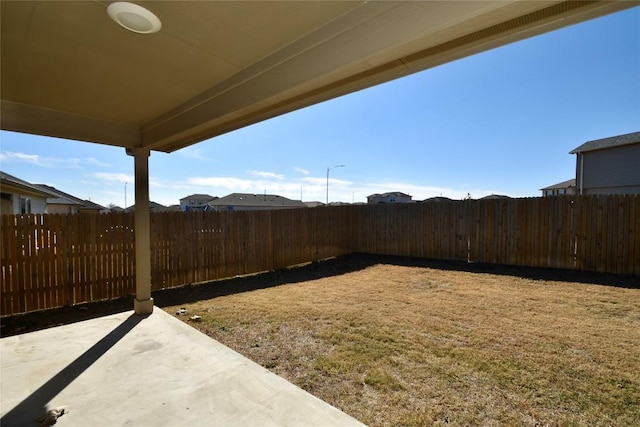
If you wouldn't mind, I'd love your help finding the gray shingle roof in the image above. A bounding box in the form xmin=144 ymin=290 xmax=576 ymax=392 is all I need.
xmin=0 ymin=171 xmax=58 ymax=197
xmin=208 ymin=193 xmax=306 ymax=208
xmin=479 ymin=194 xmax=511 ymax=200
xmin=35 ymin=184 xmax=105 ymax=210
xmin=540 ymin=179 xmax=576 ymax=191
xmin=180 ymin=194 xmax=216 ymax=201
xmin=570 ymin=131 xmax=640 ymax=154
xmin=368 ymin=192 xmax=411 ymax=198
xmin=422 ymin=196 xmax=453 ymax=202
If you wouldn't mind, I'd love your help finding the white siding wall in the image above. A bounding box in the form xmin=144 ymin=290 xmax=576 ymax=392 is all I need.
xmin=8 ymin=193 xmax=48 ymax=214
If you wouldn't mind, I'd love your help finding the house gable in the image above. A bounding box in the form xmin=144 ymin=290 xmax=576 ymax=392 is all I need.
xmin=180 ymin=194 xmax=217 ymax=211
xmin=35 ymin=184 xmax=106 ymax=213
xmin=571 ymin=132 xmax=640 ymax=195
xmin=367 ymin=192 xmax=412 ymax=204
xmin=540 ymin=179 xmax=576 ymax=197
xmin=1 ymin=171 xmax=56 ymax=214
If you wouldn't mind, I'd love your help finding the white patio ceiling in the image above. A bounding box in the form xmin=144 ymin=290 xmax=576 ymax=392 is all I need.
xmin=2 ymin=1 xmax=635 ymax=153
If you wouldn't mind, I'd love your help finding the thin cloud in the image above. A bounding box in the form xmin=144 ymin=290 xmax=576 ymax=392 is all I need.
xmin=302 ymin=176 xmax=352 ymax=186
xmin=247 ymin=170 xmax=285 ymax=180
xmin=1 ymin=151 xmax=98 ymax=169
xmin=294 ymin=167 xmax=310 ymax=175
xmin=176 ymin=147 xmax=211 ymax=161
xmin=188 ymin=176 xmax=254 ymax=190
xmin=0 ymin=151 xmax=48 ymax=166
xmin=85 ymin=157 xmax=111 ymax=167
xmin=94 ymin=172 xmax=134 ymax=183
xmin=67 ymin=158 xmax=82 ymax=169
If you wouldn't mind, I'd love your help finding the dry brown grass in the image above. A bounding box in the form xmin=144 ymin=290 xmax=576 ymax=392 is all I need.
xmin=164 ymin=259 xmax=640 ymax=426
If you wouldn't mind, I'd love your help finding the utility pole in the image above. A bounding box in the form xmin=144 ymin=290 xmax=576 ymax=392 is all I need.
xmin=326 ymin=164 xmax=345 ymax=205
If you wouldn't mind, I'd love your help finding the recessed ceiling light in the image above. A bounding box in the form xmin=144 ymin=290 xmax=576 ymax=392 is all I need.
xmin=107 ymin=2 xmax=161 ymax=34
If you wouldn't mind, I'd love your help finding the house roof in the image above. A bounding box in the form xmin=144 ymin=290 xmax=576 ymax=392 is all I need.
xmin=180 ymin=194 xmax=216 ymax=202
xmin=125 ymin=201 xmax=169 ymax=212
xmin=368 ymin=192 xmax=412 ymax=198
xmin=304 ymin=201 xmax=325 ymax=208
xmin=540 ymin=179 xmax=576 ymax=191
xmin=0 ymin=171 xmax=58 ymax=198
xmin=423 ymin=196 xmax=453 ymax=202
xmin=35 ymin=184 xmax=106 ymax=210
xmin=208 ymin=193 xmax=306 ymax=208
xmin=479 ymin=194 xmax=512 ymax=200
xmin=570 ymin=131 xmax=640 ymax=154
xmin=1 ymin=1 xmax=631 ymax=153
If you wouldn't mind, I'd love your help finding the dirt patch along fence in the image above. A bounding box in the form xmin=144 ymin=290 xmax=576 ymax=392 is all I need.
xmin=1 ymin=195 xmax=638 ymax=315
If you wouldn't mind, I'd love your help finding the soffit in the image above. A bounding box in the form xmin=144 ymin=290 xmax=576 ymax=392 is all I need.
xmin=1 ymin=1 xmax=636 ymax=152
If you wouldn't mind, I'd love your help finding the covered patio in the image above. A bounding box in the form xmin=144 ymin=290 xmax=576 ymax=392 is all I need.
xmin=1 ymin=0 xmax=632 ymax=315
xmin=1 ymin=1 xmax=635 ymax=425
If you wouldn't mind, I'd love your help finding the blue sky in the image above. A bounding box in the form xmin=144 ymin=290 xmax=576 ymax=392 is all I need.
xmin=1 ymin=7 xmax=639 ymax=208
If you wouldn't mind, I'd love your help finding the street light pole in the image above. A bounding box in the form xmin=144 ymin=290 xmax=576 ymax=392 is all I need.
xmin=326 ymin=164 xmax=345 ymax=205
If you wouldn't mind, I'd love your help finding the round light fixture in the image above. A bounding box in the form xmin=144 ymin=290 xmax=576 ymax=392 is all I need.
xmin=107 ymin=2 xmax=161 ymax=34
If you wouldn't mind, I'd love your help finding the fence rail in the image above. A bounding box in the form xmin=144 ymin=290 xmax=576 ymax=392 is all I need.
xmin=2 ymin=195 xmax=638 ymax=315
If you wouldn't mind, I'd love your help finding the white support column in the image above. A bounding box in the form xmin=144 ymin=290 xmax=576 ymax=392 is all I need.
xmin=132 ymin=147 xmax=154 ymax=314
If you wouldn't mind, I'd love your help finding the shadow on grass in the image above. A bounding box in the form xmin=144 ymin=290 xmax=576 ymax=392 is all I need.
xmin=2 ymin=253 xmax=638 ymax=337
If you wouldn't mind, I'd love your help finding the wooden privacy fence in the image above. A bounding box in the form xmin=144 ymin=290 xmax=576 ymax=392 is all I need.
xmin=1 ymin=207 xmax=358 ymax=315
xmin=358 ymin=195 xmax=639 ymax=274
xmin=149 ymin=207 xmax=357 ymax=290
xmin=1 ymin=195 xmax=638 ymax=315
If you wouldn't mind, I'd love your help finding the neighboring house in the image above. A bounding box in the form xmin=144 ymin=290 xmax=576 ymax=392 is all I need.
xmin=540 ymin=179 xmax=576 ymax=197
xmin=304 ymin=201 xmax=325 ymax=208
xmin=180 ymin=194 xmax=217 ymax=212
xmin=125 ymin=201 xmax=172 ymax=213
xmin=0 ymin=172 xmax=107 ymax=214
xmin=570 ymin=131 xmax=640 ymax=195
xmin=206 ymin=193 xmax=307 ymax=211
xmin=367 ymin=192 xmax=412 ymax=204
xmin=423 ymin=196 xmax=453 ymax=202
xmin=0 ymin=171 xmax=55 ymax=215
xmin=479 ymin=194 xmax=512 ymax=200
xmin=34 ymin=184 xmax=106 ymax=214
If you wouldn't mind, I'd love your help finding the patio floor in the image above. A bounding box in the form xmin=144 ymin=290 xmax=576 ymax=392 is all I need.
xmin=1 ymin=309 xmax=365 ymax=427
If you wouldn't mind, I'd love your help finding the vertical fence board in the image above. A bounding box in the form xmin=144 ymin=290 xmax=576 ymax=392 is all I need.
xmin=632 ymin=196 xmax=639 ymax=275
xmin=1 ymin=215 xmax=15 ymax=314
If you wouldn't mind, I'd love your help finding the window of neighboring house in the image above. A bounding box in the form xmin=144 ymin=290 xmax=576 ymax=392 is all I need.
xmin=558 ymin=189 xmax=566 ymax=195
xmin=20 ymin=197 xmax=31 ymax=214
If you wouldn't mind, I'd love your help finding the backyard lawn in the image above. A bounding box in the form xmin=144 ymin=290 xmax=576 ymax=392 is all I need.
xmin=164 ymin=257 xmax=640 ymax=426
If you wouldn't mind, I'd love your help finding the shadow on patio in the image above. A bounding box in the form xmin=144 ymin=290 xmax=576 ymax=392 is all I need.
xmin=2 ymin=313 xmax=146 ymax=426
xmin=1 ymin=309 xmax=364 ymax=426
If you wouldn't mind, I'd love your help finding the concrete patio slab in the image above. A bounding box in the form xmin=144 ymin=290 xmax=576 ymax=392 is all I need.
xmin=1 ymin=309 xmax=365 ymax=427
